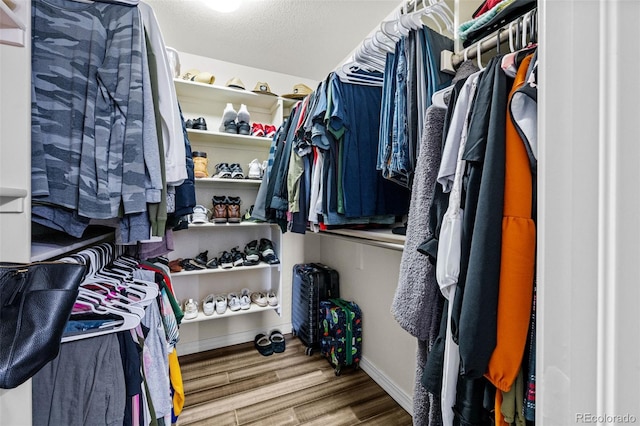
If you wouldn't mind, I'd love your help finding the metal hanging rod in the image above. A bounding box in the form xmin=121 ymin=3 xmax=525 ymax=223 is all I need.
xmin=440 ymin=8 xmax=537 ymax=74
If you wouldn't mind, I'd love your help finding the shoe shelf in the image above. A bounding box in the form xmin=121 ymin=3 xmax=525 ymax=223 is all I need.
xmin=187 ymin=128 xmax=272 ymax=147
xmin=181 ymin=303 xmax=280 ymax=323
xmin=175 ymin=79 xmax=281 ymax=110
xmin=186 ymin=221 xmax=272 ymax=229
xmin=195 ymin=177 xmax=262 ymax=186
xmin=171 ymin=262 xmax=280 ymax=277
xmin=172 ymin=72 xmax=284 ymax=340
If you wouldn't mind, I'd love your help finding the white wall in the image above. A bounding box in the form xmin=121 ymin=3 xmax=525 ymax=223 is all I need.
xmin=306 ymin=233 xmax=418 ymax=413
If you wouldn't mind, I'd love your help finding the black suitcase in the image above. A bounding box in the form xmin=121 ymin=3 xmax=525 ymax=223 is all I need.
xmin=292 ymin=263 xmax=339 ymax=355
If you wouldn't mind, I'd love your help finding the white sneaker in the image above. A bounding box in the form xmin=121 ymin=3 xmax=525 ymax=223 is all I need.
xmin=247 ymin=159 xmax=262 ymax=179
xmin=215 ymin=295 xmax=227 ymax=314
xmin=237 ymin=103 xmax=250 ymax=123
xmin=240 ymin=294 xmax=251 ymax=310
xmin=261 ymin=160 xmax=268 ymax=178
xmin=239 ymin=288 xmax=252 ymax=310
xmin=228 ymin=293 xmax=241 ymax=311
xmin=203 ymin=294 xmax=215 ymax=316
xmin=219 ymin=103 xmax=237 ymax=131
xmin=266 ymin=291 xmax=278 ymax=307
xmin=250 ymin=291 xmax=268 ymax=307
xmin=183 ymin=298 xmax=199 ymax=320
xmin=190 ymin=205 xmax=210 ymax=224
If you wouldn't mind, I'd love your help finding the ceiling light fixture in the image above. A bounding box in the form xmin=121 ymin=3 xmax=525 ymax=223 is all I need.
xmin=205 ymin=0 xmax=242 ymax=13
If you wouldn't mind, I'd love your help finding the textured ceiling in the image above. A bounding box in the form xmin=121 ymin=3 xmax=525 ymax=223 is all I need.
xmin=145 ymin=0 xmax=401 ymax=81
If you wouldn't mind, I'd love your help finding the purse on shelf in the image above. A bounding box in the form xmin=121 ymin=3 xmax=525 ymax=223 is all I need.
xmin=0 ymin=261 xmax=86 ymax=389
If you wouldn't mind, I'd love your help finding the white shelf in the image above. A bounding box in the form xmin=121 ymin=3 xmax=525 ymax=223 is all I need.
xmin=195 ymin=177 xmax=262 ymax=185
xmin=186 ymin=221 xmax=272 ymax=229
xmin=187 ymin=128 xmax=272 ymax=147
xmin=175 ymin=79 xmax=281 ymax=109
xmin=31 ymin=229 xmax=115 ymax=262
xmin=0 ymin=186 xmax=27 ymax=212
xmin=181 ymin=303 xmax=280 ymax=323
xmin=0 ymin=0 xmax=26 ymax=47
xmin=171 ymin=262 xmax=280 ymax=277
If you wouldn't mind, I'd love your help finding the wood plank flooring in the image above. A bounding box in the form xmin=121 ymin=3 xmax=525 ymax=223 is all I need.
xmin=177 ymin=335 xmax=413 ymax=425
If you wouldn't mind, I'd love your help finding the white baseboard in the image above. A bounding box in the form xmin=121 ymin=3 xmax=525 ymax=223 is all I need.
xmin=359 ymin=356 xmax=414 ymax=416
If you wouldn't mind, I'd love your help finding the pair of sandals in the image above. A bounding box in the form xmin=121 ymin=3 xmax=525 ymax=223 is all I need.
xmin=254 ymin=330 xmax=286 ymax=356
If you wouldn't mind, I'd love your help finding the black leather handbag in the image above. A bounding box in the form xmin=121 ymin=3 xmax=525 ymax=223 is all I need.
xmin=0 ymin=262 xmax=86 ymax=389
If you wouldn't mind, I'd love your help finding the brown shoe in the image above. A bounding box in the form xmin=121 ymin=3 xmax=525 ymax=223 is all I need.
xmin=212 ymin=195 xmax=228 ymax=223
xmin=227 ymin=196 xmax=241 ymax=223
xmin=169 ymin=259 xmax=183 ymax=273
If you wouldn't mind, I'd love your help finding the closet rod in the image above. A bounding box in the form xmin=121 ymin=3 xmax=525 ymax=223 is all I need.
xmin=440 ymin=8 xmax=537 ymax=73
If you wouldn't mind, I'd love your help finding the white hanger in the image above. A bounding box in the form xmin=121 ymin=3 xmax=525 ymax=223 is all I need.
xmin=63 ymin=297 xmax=141 ymax=343
xmin=371 ymin=30 xmax=396 ymax=54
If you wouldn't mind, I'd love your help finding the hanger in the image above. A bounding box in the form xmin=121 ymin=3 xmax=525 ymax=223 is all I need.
xmin=371 ymin=30 xmax=396 ymax=54
xmin=63 ymin=296 xmax=141 ymax=343
xmin=336 ymin=62 xmax=384 ymax=87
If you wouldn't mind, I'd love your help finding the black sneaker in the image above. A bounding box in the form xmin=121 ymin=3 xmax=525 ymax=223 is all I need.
xmin=180 ymin=258 xmax=205 ymax=271
xmin=223 ymin=120 xmax=238 ymax=134
xmin=219 ymin=251 xmax=234 ymax=269
xmin=213 ymin=163 xmax=232 ymax=179
xmin=205 ymin=257 xmax=219 ymax=269
xmin=243 ymin=240 xmax=260 ymax=266
xmin=192 ymin=117 xmax=208 ymax=130
xmin=259 ymin=238 xmax=280 ymax=265
xmin=230 ymin=247 xmax=245 ymax=267
xmin=194 ymin=250 xmax=208 ymax=266
xmin=229 ymin=163 xmax=244 ymax=179
xmin=237 ymin=121 xmax=251 ymax=135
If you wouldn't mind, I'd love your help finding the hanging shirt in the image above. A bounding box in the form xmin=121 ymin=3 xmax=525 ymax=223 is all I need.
xmin=32 ymin=0 xmax=148 ymax=219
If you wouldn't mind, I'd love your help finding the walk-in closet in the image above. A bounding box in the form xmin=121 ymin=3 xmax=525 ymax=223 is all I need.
xmin=1 ymin=0 xmax=640 ymax=425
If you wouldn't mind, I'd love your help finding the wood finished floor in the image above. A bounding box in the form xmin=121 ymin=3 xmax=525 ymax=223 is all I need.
xmin=177 ymin=335 xmax=413 ymax=425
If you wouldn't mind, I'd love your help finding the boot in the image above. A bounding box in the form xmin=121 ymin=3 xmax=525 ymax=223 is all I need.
xmin=212 ymin=195 xmax=228 ymax=223
xmin=227 ymin=196 xmax=242 ymax=223
xmin=193 ymin=151 xmax=208 ymax=178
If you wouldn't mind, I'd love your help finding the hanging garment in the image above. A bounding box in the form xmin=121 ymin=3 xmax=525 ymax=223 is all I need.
xmin=139 ymin=1 xmax=187 ymax=187
xmin=453 ymin=55 xmax=513 ymax=379
xmin=33 ymin=334 xmax=126 ymax=426
xmin=32 ymin=0 xmax=149 ymax=219
xmin=485 ymin=53 xmax=535 ymax=393
xmin=437 ymin=72 xmax=481 ymax=426
xmin=329 ymin=75 xmax=410 ymax=218
xmin=392 ymin=105 xmax=447 ymax=426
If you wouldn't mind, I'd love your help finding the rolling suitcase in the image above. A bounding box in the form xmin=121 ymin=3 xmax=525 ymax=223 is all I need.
xmin=320 ymin=298 xmax=362 ymax=376
xmin=292 ymin=263 xmax=339 ymax=355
